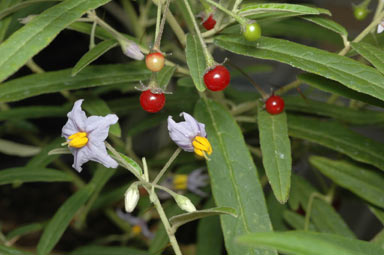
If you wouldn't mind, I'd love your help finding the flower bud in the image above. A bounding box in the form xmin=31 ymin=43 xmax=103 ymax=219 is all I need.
xmin=124 ymin=183 xmax=140 ymax=213
xmin=119 ymin=39 xmax=144 ymax=60
xmin=174 ymin=194 xmax=196 ymax=213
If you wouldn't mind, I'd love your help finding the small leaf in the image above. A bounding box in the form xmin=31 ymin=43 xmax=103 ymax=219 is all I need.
xmin=310 ymin=156 xmax=384 ymax=209
xmin=186 ymin=34 xmax=206 ymax=92
xmin=351 ymin=42 xmax=384 ymax=75
xmin=237 ymin=231 xmax=383 ymax=255
xmin=0 ymin=245 xmax=33 ymax=255
xmin=0 ymin=0 xmax=112 ymax=82
xmin=37 ymin=185 xmax=94 ymax=255
xmin=48 ymin=147 xmax=71 ymax=155
xmin=288 ymin=115 xmax=384 ymax=171
xmin=69 ymin=245 xmax=147 ymax=255
xmin=258 ymin=110 xmax=292 ymax=203
xmin=302 ymin=16 xmax=348 ymax=37
xmin=0 ymin=167 xmax=72 ymax=186
xmin=239 ymin=3 xmax=329 ymax=18
xmin=0 ymin=105 xmax=69 ymax=121
xmin=6 ymin=222 xmax=45 ymax=241
xmin=82 ymin=95 xmax=121 ymax=137
xmin=0 ymin=139 xmax=41 ymax=157
xmin=215 ymin=36 xmax=384 ymax=103
xmin=72 ymin=39 xmax=118 ymax=76
xmin=157 ymin=65 xmax=176 ymax=90
xmin=170 ymin=207 xmax=237 ymax=231
xmin=119 ymin=153 xmax=143 ymax=176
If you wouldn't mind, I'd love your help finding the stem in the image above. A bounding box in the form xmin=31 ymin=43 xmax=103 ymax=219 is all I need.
xmin=227 ymin=61 xmax=267 ymax=99
xmin=232 ymin=0 xmax=243 ymax=12
xmin=163 ymin=8 xmax=186 ymax=46
xmin=204 ymin=0 xmax=246 ymax=25
xmin=304 ymin=193 xmax=328 ymax=231
xmin=143 ymin=157 xmax=149 ymax=182
xmin=153 ymin=148 xmax=182 ymax=185
xmin=182 ymin=0 xmax=215 ymax=67
xmin=231 ymin=101 xmax=258 ymax=116
xmin=90 ymin=20 xmax=97 ymax=49
xmin=275 ymin=80 xmax=301 ymax=95
xmin=154 ymin=0 xmax=162 ymax=46
xmin=374 ymin=0 xmax=384 ymax=21
xmin=153 ymin=0 xmax=171 ymax=51
xmin=120 ymin=0 xmax=143 ymax=37
xmin=26 ymin=59 xmax=44 ymax=73
xmin=151 ymin=192 xmax=183 ymax=255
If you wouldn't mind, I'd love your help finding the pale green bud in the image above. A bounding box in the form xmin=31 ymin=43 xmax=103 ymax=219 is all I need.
xmin=124 ymin=183 xmax=140 ymax=213
xmin=174 ymin=194 xmax=196 ymax=213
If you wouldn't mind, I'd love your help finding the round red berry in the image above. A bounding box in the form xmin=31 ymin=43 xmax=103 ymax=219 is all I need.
xmin=202 ymin=14 xmax=216 ymax=30
xmin=203 ymin=65 xmax=230 ymax=91
xmin=265 ymin=95 xmax=285 ymax=115
xmin=145 ymin=52 xmax=165 ymax=72
xmin=140 ymin=90 xmax=165 ymax=113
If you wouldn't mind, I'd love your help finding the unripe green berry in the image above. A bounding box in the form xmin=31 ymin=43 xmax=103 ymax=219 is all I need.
xmin=243 ymin=22 xmax=261 ymax=41
xmin=354 ymin=7 xmax=369 ymax=20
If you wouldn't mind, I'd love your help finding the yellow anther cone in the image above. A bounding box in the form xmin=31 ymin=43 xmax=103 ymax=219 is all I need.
xmin=192 ymin=136 xmax=212 ymax=158
xmin=173 ymin=174 xmax=188 ymax=190
xmin=68 ymin=132 xmax=88 ymax=148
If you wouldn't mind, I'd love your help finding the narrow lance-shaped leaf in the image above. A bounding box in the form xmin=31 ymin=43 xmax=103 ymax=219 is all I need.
xmin=0 ymin=63 xmax=150 ymax=103
xmin=0 ymin=139 xmax=41 ymax=157
xmin=194 ymin=98 xmax=277 ymax=255
xmin=310 ymin=156 xmax=384 ymax=209
xmin=157 ymin=65 xmax=176 ymax=90
xmin=237 ymin=231 xmax=384 ymax=255
xmin=351 ymin=42 xmax=384 ymax=75
xmin=72 ymin=39 xmax=118 ymax=76
xmin=0 ymin=167 xmax=72 ymax=186
xmin=69 ymin=246 xmax=147 ymax=255
xmin=302 ymin=16 xmax=348 ymax=37
xmin=0 ymin=0 xmax=112 ymax=82
xmin=258 ymin=110 xmax=292 ymax=203
xmin=215 ymin=36 xmax=384 ymax=103
xmin=288 ymin=115 xmax=384 ymax=171
xmin=37 ymin=185 xmax=94 ymax=255
xmin=0 ymin=105 xmax=69 ymax=121
xmin=186 ymin=34 xmax=207 ymax=92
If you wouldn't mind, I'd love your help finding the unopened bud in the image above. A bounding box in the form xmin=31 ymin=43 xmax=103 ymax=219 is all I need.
xmin=174 ymin=194 xmax=196 ymax=213
xmin=124 ymin=183 xmax=140 ymax=213
xmin=120 ymin=39 xmax=144 ymax=60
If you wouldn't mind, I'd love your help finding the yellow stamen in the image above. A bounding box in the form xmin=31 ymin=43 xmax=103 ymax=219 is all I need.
xmin=192 ymin=136 xmax=212 ymax=158
xmin=173 ymin=174 xmax=188 ymax=190
xmin=132 ymin=225 xmax=142 ymax=235
xmin=68 ymin=132 xmax=88 ymax=148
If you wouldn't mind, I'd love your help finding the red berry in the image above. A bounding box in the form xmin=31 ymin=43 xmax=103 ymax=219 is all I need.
xmin=140 ymin=90 xmax=165 ymax=113
xmin=203 ymin=65 xmax=230 ymax=91
xmin=145 ymin=52 xmax=165 ymax=72
xmin=265 ymin=95 xmax=285 ymax=115
xmin=202 ymin=14 xmax=216 ymax=30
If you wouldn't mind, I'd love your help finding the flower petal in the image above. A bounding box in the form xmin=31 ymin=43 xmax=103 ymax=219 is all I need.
xmin=71 ymin=146 xmax=92 ymax=172
xmin=86 ymin=114 xmax=118 ymax=141
xmin=62 ymin=99 xmax=87 ymax=137
xmin=167 ymin=116 xmax=194 ymax=151
xmin=87 ymin=140 xmax=118 ymax=169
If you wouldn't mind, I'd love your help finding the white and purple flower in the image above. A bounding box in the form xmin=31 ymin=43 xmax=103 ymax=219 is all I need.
xmin=117 ymin=210 xmax=154 ymax=239
xmin=62 ymin=99 xmax=119 ymax=172
xmin=167 ymin=112 xmax=212 ymax=158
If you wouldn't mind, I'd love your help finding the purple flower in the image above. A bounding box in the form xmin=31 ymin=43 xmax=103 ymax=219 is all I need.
xmin=62 ymin=99 xmax=118 ymax=172
xmin=167 ymin=112 xmax=212 ymax=158
xmin=116 ymin=210 xmax=154 ymax=239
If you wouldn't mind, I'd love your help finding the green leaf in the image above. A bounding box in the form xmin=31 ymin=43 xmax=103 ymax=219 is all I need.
xmin=0 ymin=245 xmax=33 ymax=255
xmin=196 ymin=199 xmax=223 ymax=255
xmin=291 ymin=175 xmax=355 ymax=238
xmin=0 ymin=167 xmax=72 ymax=186
xmin=27 ymin=138 xmax=65 ymax=168
xmin=302 ymin=16 xmax=348 ymax=37
xmin=69 ymin=245 xmax=147 ymax=255
xmin=0 ymin=0 xmax=60 ymax=20
xmin=237 ymin=231 xmax=384 ymax=255
xmin=72 ymin=39 xmax=118 ymax=76
xmin=82 ymin=95 xmax=121 ymax=137
xmin=118 ymin=153 xmax=143 ymax=176
xmin=0 ymin=0 xmax=112 ymax=82
xmin=267 ymin=193 xmax=289 ymax=231
xmin=157 ymin=65 xmax=176 ymax=90
xmin=297 ymin=73 xmax=384 ymax=108
xmin=283 ymin=210 xmax=316 ymax=231
xmin=214 ymin=36 xmax=384 ymax=103
xmin=6 ymin=222 xmax=44 ymax=240
xmin=0 ymin=139 xmax=41 ymax=156
xmin=370 ymin=206 xmax=384 ymax=225
xmin=284 ymin=95 xmax=384 ymax=125
xmin=186 ymin=34 xmax=207 ymax=92
xmin=258 ymin=110 xmax=292 ymax=203
xmin=310 ymin=156 xmax=384 ymax=209
xmin=194 ymin=98 xmax=277 ymax=255
xmin=37 ymin=185 xmax=94 ymax=255
xmin=0 ymin=63 xmax=150 ymax=103
xmin=170 ymin=207 xmax=237 ymax=230
xmin=288 ymin=115 xmax=384 ymax=170
xmin=351 ymin=42 xmax=384 ymax=75
xmin=0 ymin=105 xmax=69 ymax=121
xmin=239 ymin=3 xmax=330 ymax=19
